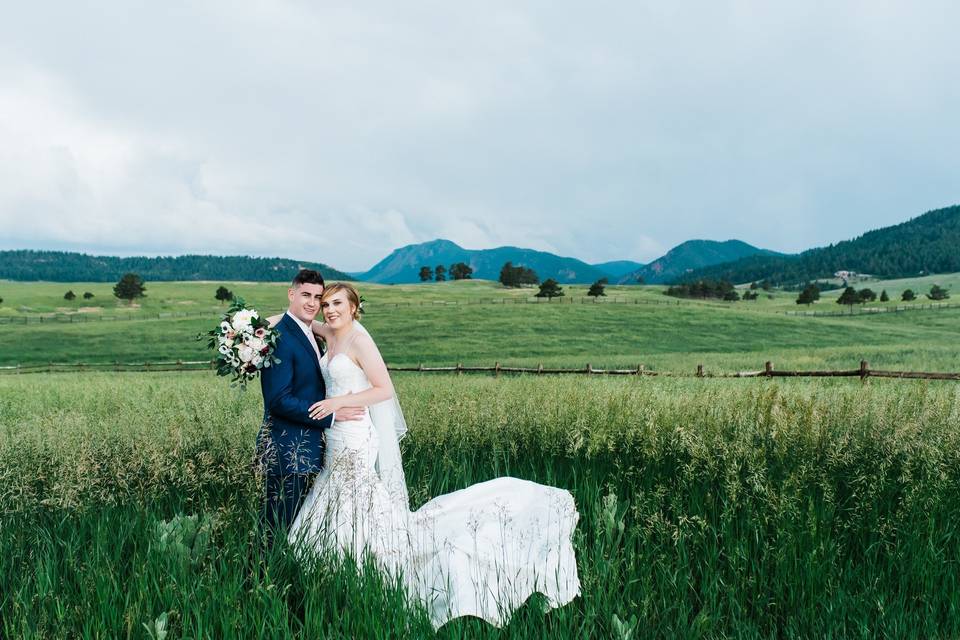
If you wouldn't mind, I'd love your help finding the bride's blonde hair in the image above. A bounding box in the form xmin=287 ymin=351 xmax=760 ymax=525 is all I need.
xmin=320 ymin=282 xmax=363 ymax=320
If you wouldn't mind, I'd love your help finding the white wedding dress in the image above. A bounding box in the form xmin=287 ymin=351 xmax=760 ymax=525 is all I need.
xmin=288 ymin=350 xmax=581 ymax=629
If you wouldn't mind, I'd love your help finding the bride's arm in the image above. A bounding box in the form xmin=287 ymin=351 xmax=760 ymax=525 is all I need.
xmin=310 ymin=320 xmax=332 ymax=343
xmin=266 ymin=313 xmax=283 ymax=328
xmin=307 ymin=333 xmax=394 ymax=419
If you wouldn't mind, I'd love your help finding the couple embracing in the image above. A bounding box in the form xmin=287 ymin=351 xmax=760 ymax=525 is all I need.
xmin=256 ymin=269 xmax=581 ymax=629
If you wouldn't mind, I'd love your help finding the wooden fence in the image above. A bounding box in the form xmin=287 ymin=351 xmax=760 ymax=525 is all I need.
xmin=2 ymin=360 xmax=959 ymax=381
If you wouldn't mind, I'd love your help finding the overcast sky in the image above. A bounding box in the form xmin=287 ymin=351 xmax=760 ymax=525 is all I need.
xmin=1 ymin=1 xmax=958 ymax=271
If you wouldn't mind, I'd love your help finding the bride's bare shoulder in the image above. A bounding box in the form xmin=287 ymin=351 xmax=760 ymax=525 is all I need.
xmin=266 ymin=313 xmax=284 ymax=328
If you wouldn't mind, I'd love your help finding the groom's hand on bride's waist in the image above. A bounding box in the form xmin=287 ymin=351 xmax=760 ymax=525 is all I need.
xmin=336 ymin=405 xmax=366 ymax=422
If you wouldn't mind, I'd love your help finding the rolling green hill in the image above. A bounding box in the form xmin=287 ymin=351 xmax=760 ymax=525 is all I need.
xmin=684 ymin=204 xmax=960 ymax=285
xmin=2 ymin=279 xmax=959 ymax=373
xmin=0 ymin=250 xmax=353 ymax=283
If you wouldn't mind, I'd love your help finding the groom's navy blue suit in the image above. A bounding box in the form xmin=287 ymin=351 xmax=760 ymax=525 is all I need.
xmin=257 ymin=312 xmax=334 ymax=549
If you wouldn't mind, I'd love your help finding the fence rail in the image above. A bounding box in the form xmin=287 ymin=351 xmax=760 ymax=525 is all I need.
xmin=2 ymin=359 xmax=959 ymax=381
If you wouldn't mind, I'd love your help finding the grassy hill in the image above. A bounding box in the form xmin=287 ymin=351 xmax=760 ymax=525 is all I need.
xmin=684 ymin=204 xmax=960 ymax=285
xmin=2 ymin=278 xmax=959 ymax=373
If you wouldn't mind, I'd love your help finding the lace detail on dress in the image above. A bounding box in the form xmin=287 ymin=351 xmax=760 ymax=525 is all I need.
xmin=288 ymin=350 xmax=581 ymax=629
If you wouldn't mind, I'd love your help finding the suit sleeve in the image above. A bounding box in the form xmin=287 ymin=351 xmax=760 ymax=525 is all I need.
xmin=261 ymin=343 xmax=334 ymax=429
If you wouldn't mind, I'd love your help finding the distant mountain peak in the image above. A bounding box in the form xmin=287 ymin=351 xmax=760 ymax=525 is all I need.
xmin=618 ymin=239 xmax=781 ymax=284
xmin=358 ymin=239 xmax=613 ymax=284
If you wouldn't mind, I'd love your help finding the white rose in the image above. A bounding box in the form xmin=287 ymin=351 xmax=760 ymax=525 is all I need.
xmin=231 ymin=309 xmax=258 ymax=332
xmin=247 ymin=337 xmax=266 ymax=352
xmin=238 ymin=345 xmax=255 ymax=363
xmin=251 ymin=355 xmax=263 ymax=367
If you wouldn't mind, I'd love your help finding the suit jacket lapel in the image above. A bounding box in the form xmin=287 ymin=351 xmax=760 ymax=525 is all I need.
xmin=281 ymin=313 xmax=322 ymax=375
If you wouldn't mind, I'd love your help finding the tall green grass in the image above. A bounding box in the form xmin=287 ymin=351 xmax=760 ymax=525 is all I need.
xmin=3 ymin=373 xmax=960 ymax=637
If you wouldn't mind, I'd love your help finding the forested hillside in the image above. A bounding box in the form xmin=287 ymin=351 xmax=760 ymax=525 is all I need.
xmin=682 ymin=205 xmax=960 ymax=285
xmin=0 ymin=251 xmax=353 ymax=282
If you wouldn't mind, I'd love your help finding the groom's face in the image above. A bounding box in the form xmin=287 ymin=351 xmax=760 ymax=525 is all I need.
xmin=288 ymin=283 xmax=324 ymax=324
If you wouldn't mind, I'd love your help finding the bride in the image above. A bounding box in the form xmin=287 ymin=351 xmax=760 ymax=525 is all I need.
xmin=277 ymin=282 xmax=580 ymax=629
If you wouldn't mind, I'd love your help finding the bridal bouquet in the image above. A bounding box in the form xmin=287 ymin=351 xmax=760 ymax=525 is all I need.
xmin=201 ymin=297 xmax=280 ymax=387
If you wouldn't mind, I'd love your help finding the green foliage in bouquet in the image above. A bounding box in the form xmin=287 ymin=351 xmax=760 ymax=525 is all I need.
xmin=199 ymin=296 xmax=281 ymax=387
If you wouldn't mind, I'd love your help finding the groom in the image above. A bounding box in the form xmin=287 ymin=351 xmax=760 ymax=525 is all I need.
xmin=256 ymin=268 xmax=364 ymax=549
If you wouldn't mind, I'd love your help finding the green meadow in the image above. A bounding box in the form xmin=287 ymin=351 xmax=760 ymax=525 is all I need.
xmin=3 ymin=279 xmax=960 ymax=637
xmin=4 ymin=373 xmax=960 ymax=638
xmin=1 ymin=279 xmax=959 ymax=373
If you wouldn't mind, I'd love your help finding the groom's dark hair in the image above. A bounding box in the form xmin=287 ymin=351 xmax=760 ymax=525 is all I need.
xmin=292 ymin=269 xmax=325 ymax=288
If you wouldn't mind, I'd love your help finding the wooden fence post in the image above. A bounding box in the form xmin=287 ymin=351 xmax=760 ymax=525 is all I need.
xmin=586 ymin=363 xmax=593 ymax=374
xmin=860 ymin=360 xmax=869 ymax=382
xmin=537 ymin=363 xmax=543 ymax=374
xmin=696 ymin=364 xmax=704 ymax=377
xmin=456 ymin=362 xmax=463 ymax=376
xmin=765 ymin=361 xmax=773 ymax=377
xmin=494 ymin=361 xmax=500 ymax=378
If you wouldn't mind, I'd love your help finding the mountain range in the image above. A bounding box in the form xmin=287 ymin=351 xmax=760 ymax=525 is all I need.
xmin=683 ymin=204 xmax=960 ymax=285
xmin=2 ymin=204 xmax=957 ymax=285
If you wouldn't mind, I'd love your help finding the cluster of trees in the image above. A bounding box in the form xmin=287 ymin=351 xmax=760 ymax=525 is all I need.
xmin=62 ymin=291 xmax=95 ymax=301
xmin=418 ymin=263 xmax=474 ymax=282
xmin=680 ymin=205 xmax=960 ymax=285
xmin=498 ymin=262 xmax=540 ymax=288
xmin=833 ymin=284 xmax=950 ymax=310
xmin=0 ymin=250 xmax=351 ymax=283
xmin=665 ymin=279 xmax=738 ymax=300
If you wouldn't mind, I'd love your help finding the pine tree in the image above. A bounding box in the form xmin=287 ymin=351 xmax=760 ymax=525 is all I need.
xmin=64 ymin=290 xmax=76 ymax=301
xmin=901 ymin=289 xmax=916 ymax=302
xmin=723 ymin=290 xmax=740 ymax=302
xmin=880 ymin=290 xmax=889 ymax=302
xmin=434 ymin=265 xmax=446 ymax=282
xmin=837 ymin=286 xmax=858 ymax=311
xmin=535 ymin=278 xmax=564 ymax=298
xmin=83 ymin=292 xmax=94 ymax=299
xmin=215 ymin=286 xmax=234 ymax=304
xmin=113 ymin=273 xmax=147 ymax=304
xmin=857 ymin=288 xmax=877 ymax=303
xmin=499 ymin=262 xmax=517 ymax=287
xmin=796 ymin=283 xmax=820 ymax=306
xmin=587 ymin=280 xmax=606 ymax=297
xmin=418 ymin=266 xmax=433 ymax=282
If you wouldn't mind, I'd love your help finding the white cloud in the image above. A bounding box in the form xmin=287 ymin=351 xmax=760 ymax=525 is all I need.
xmin=1 ymin=2 xmax=958 ymax=270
